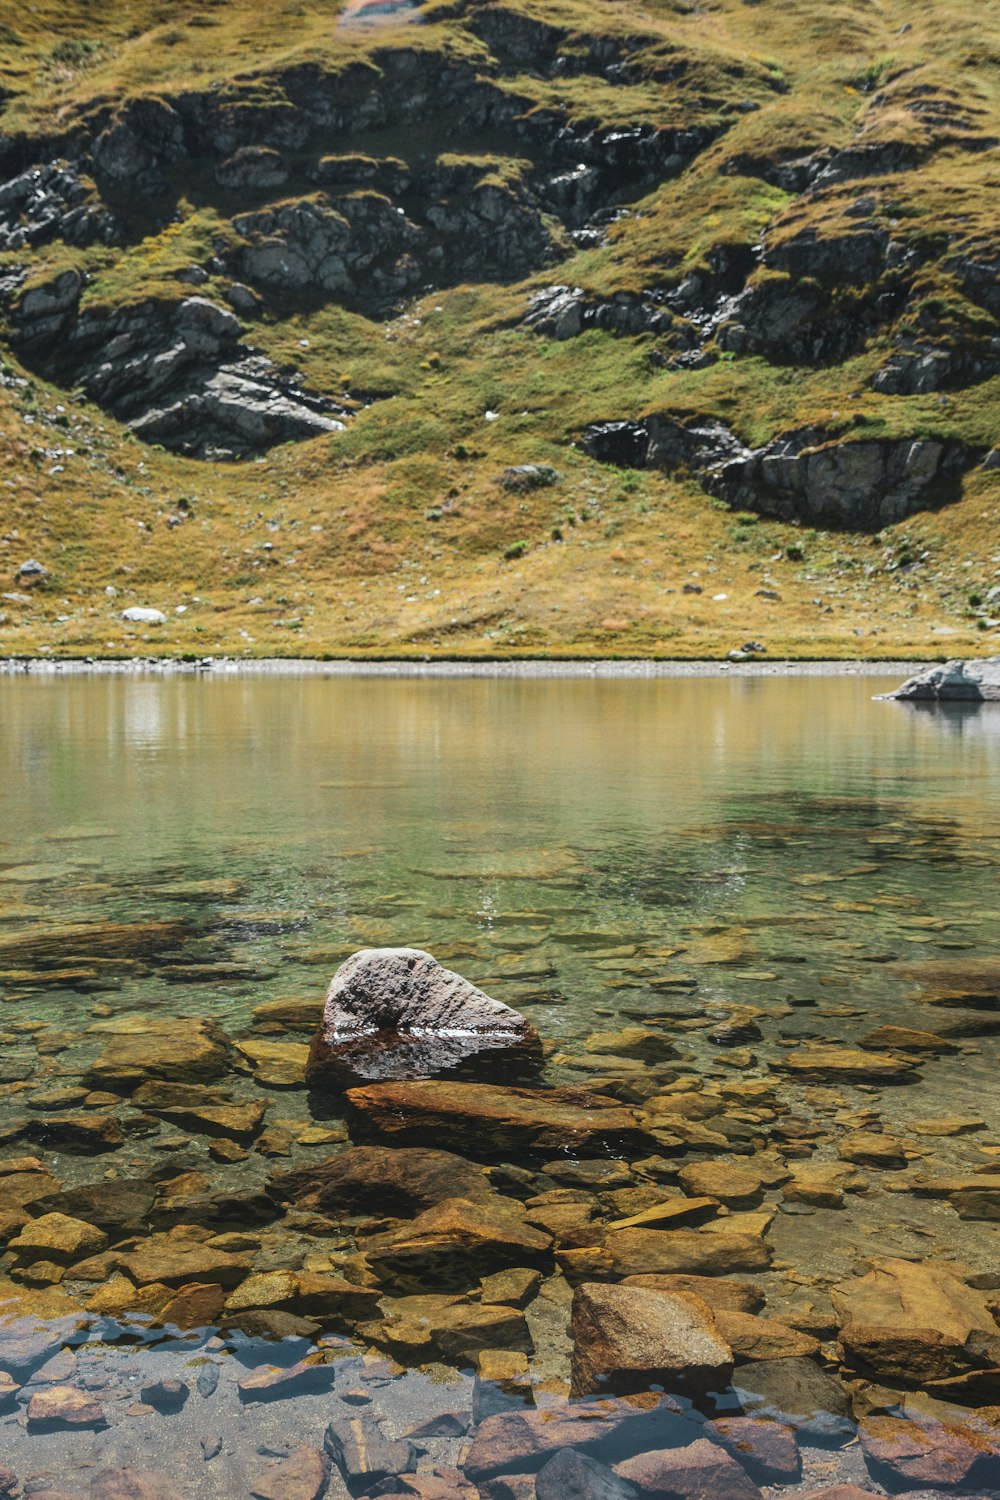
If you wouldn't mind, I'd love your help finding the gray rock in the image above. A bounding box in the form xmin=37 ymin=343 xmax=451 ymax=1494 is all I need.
xmin=306 ymin=947 xmax=540 ymax=1090
xmin=224 ymin=283 xmax=261 ymax=316
xmin=536 ymin=1449 xmax=639 ymax=1500
xmin=496 ymin=464 xmax=560 ymax=491
xmin=584 ymin=413 xmax=972 ymax=529
xmin=91 ymin=97 xmax=187 ymax=192
xmin=10 ymin=285 xmax=349 ymax=460
xmin=880 ymin=657 xmax=1000 ymax=702
xmin=14 ymin=558 xmax=48 ymax=580
xmin=0 ymin=163 xmax=117 ymax=251
xmin=712 ymin=431 xmax=969 ymax=529
xmin=323 ymin=1413 xmax=416 ymax=1489
xmin=526 ymin=284 xmax=678 ymax=341
xmin=582 ymin=415 xmax=746 ymax=474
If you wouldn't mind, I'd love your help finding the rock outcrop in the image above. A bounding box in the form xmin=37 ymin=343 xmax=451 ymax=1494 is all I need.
xmin=9 ymin=284 xmax=347 ymax=459
xmin=582 ymin=416 xmax=972 ymax=529
xmin=306 ymin=947 xmax=541 ymax=1089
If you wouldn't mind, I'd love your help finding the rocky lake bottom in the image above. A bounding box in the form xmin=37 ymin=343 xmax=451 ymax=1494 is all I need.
xmin=0 ymin=671 xmax=999 ymax=1500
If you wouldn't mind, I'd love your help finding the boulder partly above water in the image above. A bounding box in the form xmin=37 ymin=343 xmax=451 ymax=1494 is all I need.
xmin=880 ymin=657 xmax=1000 ymax=701
xmin=305 ymin=947 xmax=541 ymax=1090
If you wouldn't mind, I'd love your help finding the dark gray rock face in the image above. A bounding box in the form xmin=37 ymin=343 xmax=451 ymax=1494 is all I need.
xmin=91 ymin=96 xmax=188 ymax=193
xmin=0 ymin=161 xmax=118 ymax=251
xmin=215 ymin=146 xmax=289 ymax=192
xmin=582 ymin=415 xmax=748 ymax=475
xmin=712 ymin=430 xmax=969 ymax=529
xmin=231 ymin=170 xmax=567 ymax=312
xmin=880 ymin=658 xmax=1000 ymax=702
xmin=8 ymin=283 xmax=347 ymax=459
xmin=306 ymin=947 xmax=541 ymax=1091
xmin=582 ymin=415 xmax=972 ymax=529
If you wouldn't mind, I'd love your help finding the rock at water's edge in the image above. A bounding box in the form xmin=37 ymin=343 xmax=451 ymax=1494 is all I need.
xmin=879 ymin=656 xmax=1000 ymax=701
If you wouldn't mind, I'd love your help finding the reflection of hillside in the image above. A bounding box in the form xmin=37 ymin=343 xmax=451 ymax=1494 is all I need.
xmin=4 ymin=676 xmax=1000 ymax=868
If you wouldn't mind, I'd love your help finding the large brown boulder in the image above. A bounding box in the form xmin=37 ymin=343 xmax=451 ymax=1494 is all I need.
xmin=306 ymin=947 xmax=541 ymax=1089
xmin=570 ymin=1283 xmax=734 ymax=1398
xmin=345 ymin=1080 xmax=658 ymax=1160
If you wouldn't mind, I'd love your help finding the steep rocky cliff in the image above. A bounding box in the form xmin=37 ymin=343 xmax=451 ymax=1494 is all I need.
xmin=0 ymin=0 xmax=997 ymax=655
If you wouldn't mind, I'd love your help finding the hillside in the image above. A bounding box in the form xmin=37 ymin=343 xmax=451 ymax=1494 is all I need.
xmin=0 ymin=0 xmax=998 ymax=659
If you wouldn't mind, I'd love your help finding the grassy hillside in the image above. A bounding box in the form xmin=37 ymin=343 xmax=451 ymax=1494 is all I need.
xmin=0 ymin=0 xmax=998 ymax=659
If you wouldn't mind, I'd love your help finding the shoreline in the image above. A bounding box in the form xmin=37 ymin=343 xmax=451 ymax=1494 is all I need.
xmin=0 ymin=655 xmax=926 ymax=679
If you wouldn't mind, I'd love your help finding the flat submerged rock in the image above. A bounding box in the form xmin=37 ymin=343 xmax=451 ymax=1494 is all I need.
xmin=345 ymin=1079 xmax=659 ymax=1158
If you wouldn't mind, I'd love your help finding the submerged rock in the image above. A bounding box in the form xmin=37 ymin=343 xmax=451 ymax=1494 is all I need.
xmin=706 ymin=1417 xmax=801 ymax=1486
xmin=832 ymin=1257 xmax=1000 ymax=1389
xmin=345 ymin=1079 xmax=657 ymax=1159
xmin=880 ymin=656 xmax=1000 ymax=702
xmin=365 ymin=1195 xmax=551 ymax=1291
xmin=732 ymin=1357 xmax=852 ymax=1441
xmin=270 ymin=1144 xmax=492 ymax=1216
xmin=250 ymin=1448 xmax=329 ymax=1500
xmin=84 ymin=1017 xmax=232 ymax=1087
xmin=26 ymin=1384 xmax=106 ymax=1430
xmin=536 ymin=1449 xmax=640 ymax=1500
xmin=307 ymin=947 xmax=541 ymax=1089
xmin=324 ymin=1413 xmax=416 ymax=1491
xmin=359 ymin=1292 xmax=533 ymax=1362
xmin=859 ymin=1411 xmax=1000 ymax=1491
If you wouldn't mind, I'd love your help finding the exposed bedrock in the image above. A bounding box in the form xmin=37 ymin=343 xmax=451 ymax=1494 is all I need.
xmin=0 ymin=160 xmax=119 ymax=251
xmin=230 ymin=169 xmax=566 ymax=310
xmin=305 ymin=947 xmax=542 ymax=1091
xmin=582 ymin=415 xmax=974 ymax=529
xmin=8 ymin=282 xmax=347 ymax=459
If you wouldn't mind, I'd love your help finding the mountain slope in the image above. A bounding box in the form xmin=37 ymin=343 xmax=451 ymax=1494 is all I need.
xmin=0 ymin=0 xmax=998 ymax=658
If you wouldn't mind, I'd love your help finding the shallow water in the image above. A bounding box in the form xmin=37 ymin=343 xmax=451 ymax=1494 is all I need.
xmin=1 ymin=673 xmax=999 ymax=1496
